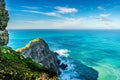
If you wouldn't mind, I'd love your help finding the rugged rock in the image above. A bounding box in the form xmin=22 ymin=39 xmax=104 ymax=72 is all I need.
xmin=0 ymin=30 xmax=9 ymax=45
xmin=0 ymin=0 xmax=9 ymax=46
xmin=59 ymin=63 xmax=68 ymax=70
xmin=0 ymin=46 xmax=58 ymax=80
xmin=0 ymin=0 xmax=9 ymax=30
xmin=16 ymin=38 xmax=60 ymax=75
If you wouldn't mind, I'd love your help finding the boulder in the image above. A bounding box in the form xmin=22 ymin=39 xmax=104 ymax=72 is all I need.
xmin=59 ymin=63 xmax=68 ymax=70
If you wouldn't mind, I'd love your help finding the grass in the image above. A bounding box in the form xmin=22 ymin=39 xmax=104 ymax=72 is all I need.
xmin=0 ymin=46 xmax=58 ymax=80
xmin=16 ymin=38 xmax=41 ymax=53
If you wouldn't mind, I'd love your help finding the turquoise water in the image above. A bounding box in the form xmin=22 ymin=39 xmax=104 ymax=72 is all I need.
xmin=8 ymin=30 xmax=120 ymax=80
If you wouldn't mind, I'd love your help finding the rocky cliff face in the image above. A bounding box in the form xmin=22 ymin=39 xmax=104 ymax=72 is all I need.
xmin=0 ymin=46 xmax=58 ymax=80
xmin=0 ymin=0 xmax=9 ymax=46
xmin=16 ymin=38 xmax=60 ymax=75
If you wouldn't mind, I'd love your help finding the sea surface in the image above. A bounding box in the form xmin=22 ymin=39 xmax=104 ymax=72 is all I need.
xmin=8 ymin=29 xmax=120 ymax=80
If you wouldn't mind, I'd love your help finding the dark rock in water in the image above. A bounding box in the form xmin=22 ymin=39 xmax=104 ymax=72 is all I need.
xmin=58 ymin=70 xmax=61 ymax=75
xmin=57 ymin=59 xmax=61 ymax=65
xmin=59 ymin=63 xmax=68 ymax=70
xmin=0 ymin=0 xmax=9 ymax=46
xmin=16 ymin=38 xmax=60 ymax=75
xmin=54 ymin=52 xmax=59 ymax=56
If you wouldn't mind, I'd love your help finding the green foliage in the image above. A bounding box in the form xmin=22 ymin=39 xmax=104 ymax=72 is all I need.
xmin=13 ymin=70 xmax=39 ymax=80
xmin=0 ymin=52 xmax=19 ymax=61
xmin=22 ymin=58 xmax=43 ymax=71
xmin=0 ymin=46 xmax=58 ymax=80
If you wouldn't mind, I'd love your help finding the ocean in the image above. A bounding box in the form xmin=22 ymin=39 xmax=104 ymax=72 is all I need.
xmin=8 ymin=29 xmax=120 ymax=80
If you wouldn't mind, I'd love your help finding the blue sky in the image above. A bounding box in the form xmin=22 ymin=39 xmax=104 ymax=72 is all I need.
xmin=6 ymin=0 xmax=120 ymax=29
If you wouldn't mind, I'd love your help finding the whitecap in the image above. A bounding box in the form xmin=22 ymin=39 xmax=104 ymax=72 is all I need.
xmin=54 ymin=49 xmax=70 ymax=57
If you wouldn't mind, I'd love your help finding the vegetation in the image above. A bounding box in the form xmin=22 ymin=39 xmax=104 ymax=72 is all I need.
xmin=0 ymin=46 xmax=58 ymax=80
xmin=16 ymin=38 xmax=42 ymax=53
xmin=31 ymin=38 xmax=41 ymax=42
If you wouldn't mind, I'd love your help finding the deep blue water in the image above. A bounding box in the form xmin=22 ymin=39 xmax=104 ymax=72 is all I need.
xmin=8 ymin=30 xmax=120 ymax=80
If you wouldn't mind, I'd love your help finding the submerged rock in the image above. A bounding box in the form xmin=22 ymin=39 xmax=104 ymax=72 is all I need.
xmin=16 ymin=38 xmax=60 ymax=75
xmin=0 ymin=0 xmax=9 ymax=46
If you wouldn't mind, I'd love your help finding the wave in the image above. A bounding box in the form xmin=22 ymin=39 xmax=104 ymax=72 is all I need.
xmin=54 ymin=49 xmax=70 ymax=57
xmin=58 ymin=57 xmax=80 ymax=80
xmin=54 ymin=49 xmax=79 ymax=80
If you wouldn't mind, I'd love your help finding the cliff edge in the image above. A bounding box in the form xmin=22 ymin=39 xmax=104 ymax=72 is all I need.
xmin=0 ymin=46 xmax=58 ymax=80
xmin=16 ymin=38 xmax=60 ymax=75
xmin=0 ymin=0 xmax=9 ymax=46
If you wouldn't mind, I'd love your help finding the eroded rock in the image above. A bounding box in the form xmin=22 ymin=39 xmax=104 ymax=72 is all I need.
xmin=16 ymin=38 xmax=60 ymax=75
xmin=0 ymin=0 xmax=9 ymax=46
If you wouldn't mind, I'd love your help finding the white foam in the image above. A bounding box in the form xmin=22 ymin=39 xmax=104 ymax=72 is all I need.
xmin=59 ymin=59 xmax=80 ymax=80
xmin=54 ymin=49 xmax=70 ymax=57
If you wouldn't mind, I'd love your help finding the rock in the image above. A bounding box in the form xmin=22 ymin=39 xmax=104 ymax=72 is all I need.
xmin=0 ymin=30 xmax=9 ymax=45
xmin=0 ymin=0 xmax=9 ymax=30
xmin=0 ymin=0 xmax=9 ymax=46
xmin=57 ymin=59 xmax=61 ymax=65
xmin=16 ymin=38 xmax=60 ymax=75
xmin=0 ymin=46 xmax=58 ymax=80
xmin=59 ymin=63 xmax=68 ymax=70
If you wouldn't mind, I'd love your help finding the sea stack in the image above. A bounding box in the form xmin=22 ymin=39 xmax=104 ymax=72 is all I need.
xmin=0 ymin=0 xmax=9 ymax=46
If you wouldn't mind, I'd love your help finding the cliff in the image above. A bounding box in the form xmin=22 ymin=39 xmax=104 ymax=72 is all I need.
xmin=0 ymin=0 xmax=98 ymax=80
xmin=0 ymin=0 xmax=9 ymax=46
xmin=16 ymin=38 xmax=98 ymax=80
xmin=16 ymin=38 xmax=60 ymax=75
xmin=0 ymin=0 xmax=59 ymax=80
xmin=0 ymin=46 xmax=58 ymax=80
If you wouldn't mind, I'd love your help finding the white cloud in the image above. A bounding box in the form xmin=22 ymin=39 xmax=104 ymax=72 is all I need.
xmin=43 ymin=12 xmax=60 ymax=17
xmin=21 ymin=6 xmax=78 ymax=18
xmin=21 ymin=10 xmax=60 ymax=17
xmin=55 ymin=6 xmax=78 ymax=14
xmin=7 ymin=17 xmax=120 ymax=29
xmin=22 ymin=6 xmax=39 ymax=10
xmin=101 ymin=17 xmax=112 ymax=22
xmin=90 ymin=13 xmax=112 ymax=22
xmin=17 ymin=17 xmax=85 ymax=29
xmin=21 ymin=10 xmax=41 ymax=14
xmin=100 ymin=14 xmax=111 ymax=17
xmin=98 ymin=6 xmax=105 ymax=10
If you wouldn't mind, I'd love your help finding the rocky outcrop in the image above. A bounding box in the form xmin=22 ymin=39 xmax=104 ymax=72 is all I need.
xmin=0 ymin=30 xmax=9 ymax=45
xmin=0 ymin=0 xmax=9 ymax=46
xmin=0 ymin=46 xmax=58 ymax=80
xmin=16 ymin=38 xmax=60 ymax=75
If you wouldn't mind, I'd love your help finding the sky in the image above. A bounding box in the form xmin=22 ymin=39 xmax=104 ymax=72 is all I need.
xmin=5 ymin=0 xmax=120 ymax=29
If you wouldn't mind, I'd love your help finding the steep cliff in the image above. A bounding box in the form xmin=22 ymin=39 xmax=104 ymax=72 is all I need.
xmin=0 ymin=46 xmax=58 ymax=80
xmin=0 ymin=0 xmax=9 ymax=46
xmin=0 ymin=0 xmax=59 ymax=80
xmin=16 ymin=38 xmax=60 ymax=75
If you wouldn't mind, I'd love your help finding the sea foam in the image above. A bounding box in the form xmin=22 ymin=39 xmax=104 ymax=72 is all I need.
xmin=54 ymin=49 xmax=70 ymax=57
